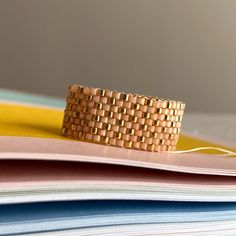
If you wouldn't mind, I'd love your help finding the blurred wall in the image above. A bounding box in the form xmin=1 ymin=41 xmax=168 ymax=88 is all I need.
xmin=0 ymin=0 xmax=236 ymax=112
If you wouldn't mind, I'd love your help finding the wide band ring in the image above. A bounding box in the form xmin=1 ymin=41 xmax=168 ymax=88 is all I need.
xmin=61 ymin=85 xmax=185 ymax=152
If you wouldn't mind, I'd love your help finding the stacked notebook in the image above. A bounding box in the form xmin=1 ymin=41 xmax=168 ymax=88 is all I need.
xmin=1 ymin=89 xmax=236 ymax=235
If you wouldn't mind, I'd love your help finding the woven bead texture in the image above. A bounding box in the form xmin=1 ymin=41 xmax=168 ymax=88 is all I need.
xmin=62 ymin=85 xmax=185 ymax=152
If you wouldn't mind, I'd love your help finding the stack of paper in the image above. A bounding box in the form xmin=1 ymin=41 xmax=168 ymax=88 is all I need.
xmin=1 ymin=89 xmax=236 ymax=235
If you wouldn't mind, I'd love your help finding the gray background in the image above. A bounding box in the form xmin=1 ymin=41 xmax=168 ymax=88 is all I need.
xmin=0 ymin=0 xmax=236 ymax=112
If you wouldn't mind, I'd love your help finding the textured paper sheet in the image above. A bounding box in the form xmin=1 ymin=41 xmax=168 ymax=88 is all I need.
xmin=1 ymin=159 xmax=236 ymax=185
xmin=1 ymin=136 xmax=236 ymax=176
xmin=1 ymin=159 xmax=236 ymax=204
xmin=1 ymin=201 xmax=236 ymax=235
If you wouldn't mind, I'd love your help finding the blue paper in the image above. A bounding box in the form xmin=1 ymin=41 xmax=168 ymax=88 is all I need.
xmin=1 ymin=201 xmax=236 ymax=235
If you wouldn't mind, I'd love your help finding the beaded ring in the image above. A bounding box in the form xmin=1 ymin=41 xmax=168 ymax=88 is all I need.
xmin=62 ymin=85 xmax=185 ymax=152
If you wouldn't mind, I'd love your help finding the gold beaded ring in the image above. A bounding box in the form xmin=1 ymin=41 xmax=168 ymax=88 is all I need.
xmin=61 ymin=85 xmax=185 ymax=152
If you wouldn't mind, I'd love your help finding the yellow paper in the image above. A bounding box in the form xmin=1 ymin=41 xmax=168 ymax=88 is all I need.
xmin=0 ymin=103 xmax=235 ymax=154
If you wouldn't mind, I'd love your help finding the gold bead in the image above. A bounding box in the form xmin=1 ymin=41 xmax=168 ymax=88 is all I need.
xmin=64 ymin=116 xmax=70 ymax=122
xmin=95 ymin=102 xmax=103 ymax=109
xmin=117 ymin=120 xmax=125 ymax=126
xmin=104 ymin=123 xmax=111 ymax=130
xmin=81 ymin=120 xmax=88 ymax=126
xmin=133 ymin=104 xmax=140 ymax=110
xmin=71 ymin=124 xmax=77 ymax=131
xmin=83 ymin=107 xmax=89 ymax=113
xmin=141 ymin=124 xmax=148 ymax=131
xmin=148 ymin=144 xmax=155 ymax=151
xmin=153 ymin=120 xmax=160 ymax=126
xmin=131 ymin=116 xmax=138 ymax=122
xmin=107 ymin=111 xmax=113 ymax=117
xmin=78 ymin=132 xmax=85 ymax=139
xmin=151 ymin=132 xmax=158 ymax=138
xmin=167 ymin=101 xmax=172 ymax=109
xmin=160 ymin=139 xmax=164 ymax=145
xmin=66 ymin=104 xmax=72 ymax=110
xmin=172 ymin=128 xmax=177 ymax=134
xmin=176 ymin=102 xmax=181 ymax=109
xmin=99 ymin=89 xmax=106 ymax=96
xmin=115 ymin=132 xmax=122 ymax=139
xmin=78 ymin=87 xmax=84 ymax=93
xmin=70 ymin=92 xmax=75 ymax=98
xmin=87 ymin=95 xmax=93 ymax=101
xmin=102 ymin=136 xmax=109 ymax=143
xmin=127 ymin=128 xmax=135 ymax=135
xmin=73 ymin=111 xmax=80 ymax=117
xmin=119 ymin=107 xmax=127 ymax=114
xmin=91 ymin=127 xmax=98 ymax=134
xmin=75 ymin=99 xmax=80 ymax=105
xmin=108 ymin=97 xmax=116 ymax=105
xmin=61 ymin=128 xmax=68 ymax=134
xmin=120 ymin=93 xmax=129 ymax=101
xmin=164 ymin=115 xmax=170 ymax=120
xmin=163 ymin=127 xmax=168 ymax=133
xmin=145 ymin=98 xmax=153 ymax=106
xmin=181 ymin=103 xmax=185 ymax=110
xmin=143 ymin=112 xmax=150 ymax=118
xmin=137 ymin=136 xmax=145 ymax=142
xmin=125 ymin=141 xmax=132 ymax=148
xmin=174 ymin=110 xmax=178 ymax=115
xmin=91 ymin=115 xmax=100 ymax=121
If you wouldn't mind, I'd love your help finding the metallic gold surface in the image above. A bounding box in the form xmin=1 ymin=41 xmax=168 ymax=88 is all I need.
xmin=62 ymin=85 xmax=185 ymax=152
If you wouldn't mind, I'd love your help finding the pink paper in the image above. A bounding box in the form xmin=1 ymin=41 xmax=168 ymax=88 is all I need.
xmin=1 ymin=136 xmax=236 ymax=176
